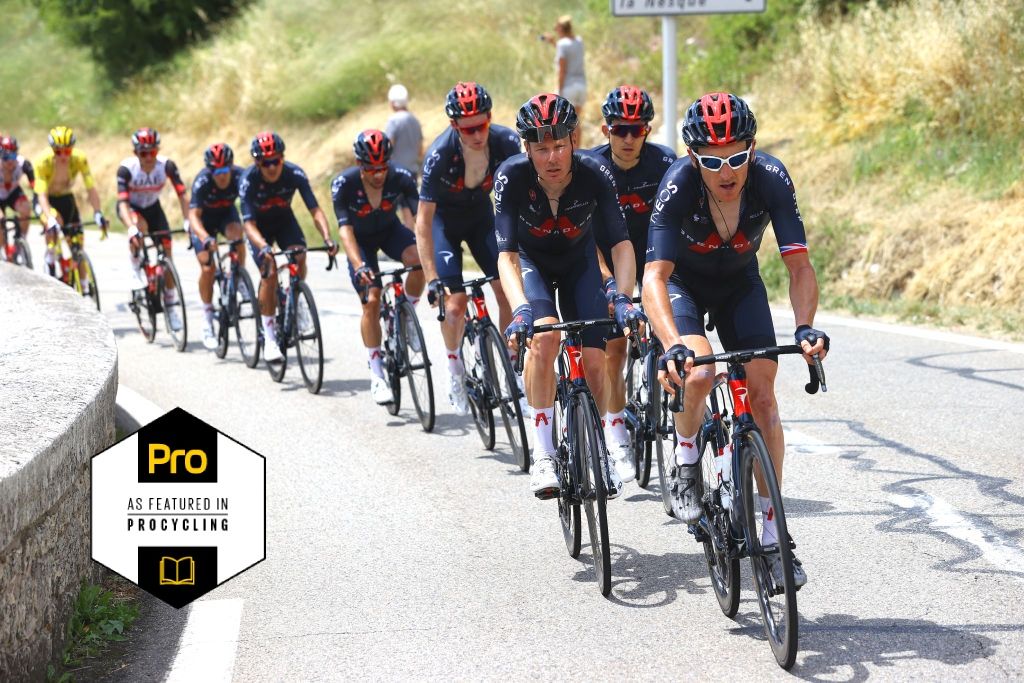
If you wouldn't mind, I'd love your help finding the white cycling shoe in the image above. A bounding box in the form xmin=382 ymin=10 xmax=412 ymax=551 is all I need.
xmin=448 ymin=374 xmax=470 ymax=416
xmin=165 ymin=305 xmax=183 ymax=332
xmin=607 ymin=441 xmax=636 ymax=485
xmin=370 ymin=374 xmax=394 ymax=405
xmin=263 ymin=325 xmax=284 ymax=363
xmin=530 ymin=454 xmax=559 ymax=497
xmin=201 ymin=320 xmax=218 ymax=350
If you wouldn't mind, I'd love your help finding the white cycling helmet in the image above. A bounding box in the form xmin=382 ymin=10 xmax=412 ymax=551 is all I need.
xmin=388 ymin=84 xmax=409 ymax=106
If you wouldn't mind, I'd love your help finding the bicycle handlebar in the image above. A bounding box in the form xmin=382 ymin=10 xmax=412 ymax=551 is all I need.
xmin=511 ymin=318 xmax=619 ymax=376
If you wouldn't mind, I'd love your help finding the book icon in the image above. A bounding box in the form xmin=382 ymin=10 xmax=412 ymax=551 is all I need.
xmin=159 ymin=556 xmax=196 ymax=586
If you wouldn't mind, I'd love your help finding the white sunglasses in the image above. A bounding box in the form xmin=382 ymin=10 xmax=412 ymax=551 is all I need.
xmin=693 ymin=146 xmax=752 ymax=172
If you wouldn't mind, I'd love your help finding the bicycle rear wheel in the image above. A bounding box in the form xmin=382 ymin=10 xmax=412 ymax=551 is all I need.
xmin=576 ymin=395 xmax=612 ymax=597
xmin=160 ymin=258 xmax=188 ymax=352
xmin=698 ymin=408 xmax=740 ymax=618
xmin=739 ymin=429 xmax=798 ymax=669
xmin=462 ymin=325 xmax=495 ymax=449
xmin=234 ymin=269 xmax=260 ymax=367
xmin=483 ymin=324 xmax=529 ymax=472
xmin=295 ymin=281 xmax=324 ymax=394
xmin=399 ymin=300 xmax=434 ymax=432
xmin=626 ymin=349 xmax=654 ymax=488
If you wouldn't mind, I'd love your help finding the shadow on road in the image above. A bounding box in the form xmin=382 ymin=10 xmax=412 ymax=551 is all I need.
xmin=569 ymin=542 xmax=710 ymax=609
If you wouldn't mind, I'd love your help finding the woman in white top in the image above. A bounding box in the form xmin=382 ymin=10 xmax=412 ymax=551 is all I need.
xmin=544 ymin=15 xmax=587 ymax=138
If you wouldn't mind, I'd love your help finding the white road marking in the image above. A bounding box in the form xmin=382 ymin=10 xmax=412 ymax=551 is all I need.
xmin=166 ymin=598 xmax=245 ymax=683
xmin=891 ymin=493 xmax=1024 ymax=581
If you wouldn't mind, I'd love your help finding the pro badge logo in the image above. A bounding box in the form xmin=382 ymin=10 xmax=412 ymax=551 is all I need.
xmin=91 ymin=408 xmax=266 ymax=609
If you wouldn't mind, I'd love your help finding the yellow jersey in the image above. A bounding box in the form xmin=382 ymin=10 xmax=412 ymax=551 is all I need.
xmin=34 ymin=148 xmax=95 ymax=197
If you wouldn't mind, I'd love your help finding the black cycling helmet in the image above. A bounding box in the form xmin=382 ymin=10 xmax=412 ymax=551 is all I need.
xmin=251 ymin=131 xmax=285 ymax=160
xmin=353 ymin=129 xmax=393 ymax=165
xmin=515 ymin=93 xmax=578 ymax=143
xmin=131 ymin=127 xmax=160 ymax=152
xmin=601 ymin=85 xmax=655 ymax=123
xmin=204 ymin=142 xmax=234 ymax=169
xmin=444 ymin=82 xmax=493 ymax=119
xmin=680 ymin=92 xmax=757 ymax=148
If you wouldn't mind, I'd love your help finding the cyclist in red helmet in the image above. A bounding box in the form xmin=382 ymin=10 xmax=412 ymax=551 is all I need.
xmin=240 ymin=131 xmax=338 ymax=364
xmin=589 ymin=85 xmax=677 ymax=465
xmin=117 ymin=127 xmax=190 ymax=331
xmin=497 ymin=93 xmax=644 ymax=496
xmin=643 ymin=92 xmax=828 ymax=589
xmin=0 ymin=135 xmax=35 ymax=262
xmin=415 ymin=81 xmax=522 ymax=417
xmin=189 ymin=142 xmax=246 ymax=350
xmin=331 ymin=129 xmax=423 ymax=404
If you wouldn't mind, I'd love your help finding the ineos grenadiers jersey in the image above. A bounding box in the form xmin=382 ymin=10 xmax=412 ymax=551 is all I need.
xmin=116 ymin=155 xmax=186 ymax=209
xmin=494 ymin=152 xmax=628 ymax=272
xmin=330 ymin=164 xmax=418 ymax=240
xmin=189 ymin=166 xmax=243 ymax=211
xmin=239 ymin=162 xmax=319 ymax=222
xmin=588 ymin=141 xmax=676 ymax=270
xmin=0 ymin=155 xmax=34 ymax=201
xmin=647 ymin=151 xmax=807 ymax=279
xmin=419 ymin=124 xmax=521 ymax=209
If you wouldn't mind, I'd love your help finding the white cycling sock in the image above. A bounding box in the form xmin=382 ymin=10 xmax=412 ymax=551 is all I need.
xmin=533 ymin=407 xmax=555 ymax=455
xmin=262 ymin=315 xmax=276 ymax=340
xmin=674 ymin=431 xmax=700 ymax=466
xmin=408 ymin=295 xmax=420 ymax=307
xmin=605 ymin=411 xmax=629 ymax=446
xmin=367 ymin=346 xmax=384 ymax=378
xmin=447 ymin=347 xmax=463 ymax=376
xmin=760 ymin=496 xmax=778 ymax=546
xmin=204 ymin=303 xmax=215 ymax=325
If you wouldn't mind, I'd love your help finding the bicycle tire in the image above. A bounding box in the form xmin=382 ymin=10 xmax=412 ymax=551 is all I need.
xmin=80 ymin=252 xmax=100 ymax=311
xmin=235 ymin=269 xmax=260 ymax=368
xmin=398 ymin=300 xmax=434 ymax=432
xmin=576 ymin=394 xmax=612 ymax=597
xmin=15 ymin=236 xmax=32 ymax=269
xmin=626 ymin=349 xmax=654 ymax=488
xmin=654 ymin=364 xmax=677 ymax=517
xmin=293 ymin=281 xmax=324 ymax=394
xmin=483 ymin=324 xmax=529 ymax=471
xmin=266 ymin=288 xmax=288 ymax=382
xmin=385 ymin=348 xmax=402 ymax=415
xmin=132 ymin=287 xmax=158 ymax=342
xmin=462 ymin=324 xmax=495 ymax=449
xmin=160 ymin=258 xmax=188 ymax=352
xmin=739 ymin=429 xmax=798 ymax=669
xmin=698 ymin=407 xmax=740 ymax=618
xmin=214 ymin=271 xmax=230 ymax=359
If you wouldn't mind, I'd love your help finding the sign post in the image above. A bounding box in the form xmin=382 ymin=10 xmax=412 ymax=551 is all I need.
xmin=610 ymin=0 xmax=767 ymax=149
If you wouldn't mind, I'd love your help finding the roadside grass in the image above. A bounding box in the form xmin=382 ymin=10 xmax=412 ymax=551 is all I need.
xmin=47 ymin=577 xmax=140 ymax=682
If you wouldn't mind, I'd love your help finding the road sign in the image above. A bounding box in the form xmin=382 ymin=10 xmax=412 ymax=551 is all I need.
xmin=92 ymin=408 xmax=266 ymax=609
xmin=611 ymin=0 xmax=766 ymax=17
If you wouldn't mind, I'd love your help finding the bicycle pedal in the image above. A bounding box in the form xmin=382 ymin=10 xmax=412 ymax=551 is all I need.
xmin=534 ymin=486 xmax=559 ymax=501
xmin=689 ymin=524 xmax=709 ymax=543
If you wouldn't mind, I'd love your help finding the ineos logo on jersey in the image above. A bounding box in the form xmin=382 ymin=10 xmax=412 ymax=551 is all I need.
xmin=424 ymin=150 xmax=440 ymax=174
xmin=654 ymin=180 xmax=679 ymax=212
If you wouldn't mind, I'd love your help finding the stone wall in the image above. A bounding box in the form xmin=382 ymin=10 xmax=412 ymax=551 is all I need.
xmin=0 ymin=264 xmax=118 ymax=680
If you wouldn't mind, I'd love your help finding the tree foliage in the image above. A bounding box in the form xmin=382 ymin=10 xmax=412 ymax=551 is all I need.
xmin=32 ymin=0 xmax=249 ymax=80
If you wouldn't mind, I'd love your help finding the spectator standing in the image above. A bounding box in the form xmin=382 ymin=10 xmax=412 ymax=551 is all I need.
xmin=384 ymin=84 xmax=424 ymax=180
xmin=543 ymin=15 xmax=587 ymax=138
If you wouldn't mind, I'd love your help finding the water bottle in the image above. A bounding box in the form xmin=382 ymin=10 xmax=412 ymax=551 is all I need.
xmin=714 ymin=441 xmax=733 ymax=510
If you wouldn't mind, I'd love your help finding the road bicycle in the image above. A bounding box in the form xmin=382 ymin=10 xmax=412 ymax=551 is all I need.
xmin=367 ymin=264 xmax=435 ymax=431
xmin=621 ymin=297 xmax=671 ymax=490
xmin=52 ymin=221 xmax=101 ymax=310
xmin=128 ymin=228 xmax=188 ymax=350
xmin=2 ymin=216 xmax=32 ymax=268
xmin=260 ymin=245 xmax=334 ymax=394
xmin=209 ymin=237 xmax=259 ymax=366
xmin=670 ymin=345 xmax=826 ymax=669
xmin=438 ymin=276 xmax=529 ymax=470
xmin=514 ymin=318 xmax=620 ymax=597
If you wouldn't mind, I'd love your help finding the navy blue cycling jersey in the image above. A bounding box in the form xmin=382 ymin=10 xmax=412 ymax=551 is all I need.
xmin=647 ymin=151 xmax=807 ymax=278
xmin=330 ymin=164 xmax=418 ymax=240
xmin=189 ymin=165 xmax=243 ymax=211
xmin=239 ymin=161 xmax=319 ymax=222
xmin=494 ymin=152 xmax=628 ymax=272
xmin=589 ymin=141 xmax=675 ymax=269
xmin=419 ymin=124 xmax=521 ymax=209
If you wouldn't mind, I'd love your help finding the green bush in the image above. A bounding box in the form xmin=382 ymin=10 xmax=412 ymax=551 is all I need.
xmin=32 ymin=0 xmax=250 ymax=80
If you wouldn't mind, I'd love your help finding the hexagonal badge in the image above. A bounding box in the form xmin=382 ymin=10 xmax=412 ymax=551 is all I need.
xmin=92 ymin=407 xmax=266 ymax=609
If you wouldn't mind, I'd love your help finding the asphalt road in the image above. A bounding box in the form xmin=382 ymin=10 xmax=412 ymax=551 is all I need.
xmin=27 ymin=227 xmax=1024 ymax=680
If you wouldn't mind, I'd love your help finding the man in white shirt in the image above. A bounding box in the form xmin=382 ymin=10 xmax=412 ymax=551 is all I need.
xmin=384 ymin=84 xmax=424 ymax=181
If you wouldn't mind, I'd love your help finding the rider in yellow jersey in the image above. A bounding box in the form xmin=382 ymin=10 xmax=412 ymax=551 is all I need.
xmin=35 ymin=126 xmax=108 ymax=278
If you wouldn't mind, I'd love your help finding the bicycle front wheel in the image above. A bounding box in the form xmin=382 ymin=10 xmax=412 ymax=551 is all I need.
xmin=80 ymin=252 xmax=100 ymax=311
xmin=626 ymin=348 xmax=653 ymax=488
xmin=698 ymin=408 xmax=740 ymax=618
xmin=235 ymin=269 xmax=260 ymax=368
xmin=462 ymin=324 xmax=495 ymax=449
xmin=399 ymin=300 xmax=434 ymax=432
xmin=295 ymin=281 xmax=325 ymax=394
xmin=160 ymin=258 xmax=188 ymax=352
xmin=132 ymin=288 xmax=157 ymax=342
xmin=15 ymin=236 xmax=32 ymax=269
xmin=483 ymin=324 xmax=529 ymax=472
xmin=653 ymin=364 xmax=677 ymax=517
xmin=575 ymin=394 xmax=612 ymax=597
xmin=739 ymin=429 xmax=798 ymax=669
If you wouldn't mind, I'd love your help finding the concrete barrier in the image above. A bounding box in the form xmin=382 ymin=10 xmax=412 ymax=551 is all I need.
xmin=0 ymin=263 xmax=118 ymax=680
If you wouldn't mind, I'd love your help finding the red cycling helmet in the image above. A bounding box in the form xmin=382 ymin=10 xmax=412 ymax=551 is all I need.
xmin=601 ymin=86 xmax=655 ymax=123
xmin=0 ymin=135 xmax=18 ymax=155
xmin=132 ymin=127 xmax=160 ymax=152
xmin=204 ymin=142 xmax=234 ymax=169
xmin=680 ymin=92 xmax=757 ymax=148
xmin=444 ymin=82 xmax=493 ymax=119
xmin=515 ymin=93 xmax=578 ymax=142
xmin=353 ymin=129 xmax=393 ymax=165
xmin=251 ymin=131 xmax=285 ymax=160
